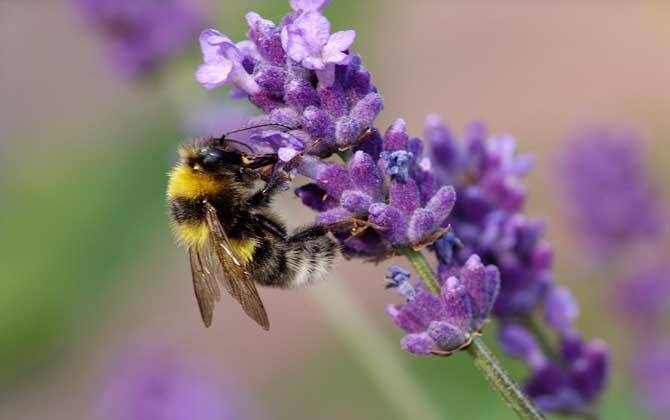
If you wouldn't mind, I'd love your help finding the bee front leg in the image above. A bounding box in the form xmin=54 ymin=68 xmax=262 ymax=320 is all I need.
xmin=246 ymin=171 xmax=290 ymax=209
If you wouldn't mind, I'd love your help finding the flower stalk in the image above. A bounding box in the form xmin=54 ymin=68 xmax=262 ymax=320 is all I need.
xmin=467 ymin=336 xmax=545 ymax=420
xmin=404 ymin=249 xmax=543 ymax=420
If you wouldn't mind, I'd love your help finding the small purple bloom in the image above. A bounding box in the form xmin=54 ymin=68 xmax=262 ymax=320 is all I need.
xmin=387 ymin=255 xmax=499 ymax=356
xmin=196 ymin=29 xmax=261 ymax=94
xmin=559 ymin=126 xmax=662 ymax=257
xmin=281 ymin=11 xmax=355 ymax=71
xmin=386 ymin=266 xmax=416 ymax=300
xmin=498 ymin=324 xmax=545 ymax=370
xmin=380 ymin=150 xmax=414 ymax=182
xmin=545 ymin=286 xmax=579 ymax=336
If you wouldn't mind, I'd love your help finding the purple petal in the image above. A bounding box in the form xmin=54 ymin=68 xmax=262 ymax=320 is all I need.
xmin=368 ymin=203 xmax=408 ymax=244
xmin=254 ymin=65 xmax=287 ymax=96
xmin=546 ymin=286 xmax=579 ymax=336
xmin=389 ymin=179 xmax=420 ymax=216
xmin=285 ymin=78 xmax=319 ymax=110
xmin=322 ymin=30 xmax=355 ymax=64
xmin=335 ymin=116 xmax=363 ymax=147
xmin=408 ymin=209 xmax=436 ymax=243
xmin=318 ymin=164 xmax=352 ymax=199
xmin=196 ymin=62 xmax=233 ymax=90
xmin=498 ymin=323 xmax=545 ymax=370
xmin=426 ymin=186 xmax=456 ymax=226
xmin=425 ymin=114 xmax=457 ymax=170
xmin=198 ymin=29 xmax=231 ymax=62
xmin=297 ymin=11 xmax=331 ymax=47
xmin=341 ymin=190 xmax=373 ymax=213
xmin=295 ymin=183 xmax=337 ymax=212
xmin=383 ymin=119 xmax=409 ymax=151
xmin=301 ymin=106 xmax=334 ymax=140
xmin=350 ymin=93 xmax=384 ymax=128
xmin=460 ymin=255 xmax=500 ymax=325
xmin=317 ymin=85 xmax=348 ymax=117
xmin=427 ymin=321 xmax=467 ymax=352
xmin=400 ymin=333 xmax=434 ymax=356
xmin=349 ymin=151 xmax=384 ymax=200
xmin=316 ymin=207 xmax=352 ymax=225
xmin=441 ymin=277 xmax=474 ymax=331
xmin=572 ymin=340 xmax=609 ymax=402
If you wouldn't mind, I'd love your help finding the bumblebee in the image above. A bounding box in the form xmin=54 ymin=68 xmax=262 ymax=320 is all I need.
xmin=167 ymin=132 xmax=339 ymax=330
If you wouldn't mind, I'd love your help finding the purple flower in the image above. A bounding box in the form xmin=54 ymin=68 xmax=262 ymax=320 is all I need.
xmin=194 ymin=2 xmax=382 ymax=157
xmin=499 ymin=324 xmax=609 ymax=414
xmin=425 ymin=115 xmax=548 ymax=318
xmin=98 ymin=348 xmax=245 ymax=420
xmin=387 ymin=255 xmax=500 ymax=356
xmin=425 ymin=115 xmax=609 ymax=415
xmin=281 ymin=11 xmax=355 ymax=73
xmin=74 ymin=0 xmax=203 ymax=79
xmin=196 ymin=29 xmax=261 ymax=94
xmin=296 ymin=121 xmax=456 ymax=258
xmin=559 ymin=126 xmax=662 ymax=257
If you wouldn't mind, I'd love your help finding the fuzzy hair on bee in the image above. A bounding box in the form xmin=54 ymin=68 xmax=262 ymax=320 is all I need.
xmin=167 ymin=136 xmax=339 ymax=330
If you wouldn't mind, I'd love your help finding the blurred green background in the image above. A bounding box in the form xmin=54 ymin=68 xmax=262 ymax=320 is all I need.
xmin=1 ymin=1 xmax=668 ymax=419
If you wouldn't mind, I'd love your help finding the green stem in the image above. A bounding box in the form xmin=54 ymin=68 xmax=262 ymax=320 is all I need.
xmin=403 ymin=248 xmax=441 ymax=295
xmin=467 ymin=336 xmax=545 ymax=420
xmin=404 ymin=249 xmax=544 ymax=420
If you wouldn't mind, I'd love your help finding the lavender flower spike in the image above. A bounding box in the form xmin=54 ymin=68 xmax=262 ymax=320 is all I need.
xmin=195 ymin=2 xmax=381 ymax=158
xmin=425 ymin=115 xmax=609 ymax=415
xmin=387 ymin=255 xmax=500 ymax=356
xmin=559 ymin=126 xmax=662 ymax=257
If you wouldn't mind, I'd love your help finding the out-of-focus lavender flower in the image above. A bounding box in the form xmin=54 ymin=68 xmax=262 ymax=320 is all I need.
xmin=616 ymin=260 xmax=670 ymax=333
xmin=633 ymin=341 xmax=670 ymax=419
xmin=99 ymin=348 xmax=243 ymax=420
xmin=424 ymin=114 xmax=547 ymax=319
xmin=499 ymin=323 xmax=609 ymax=414
xmin=559 ymin=127 xmax=662 ymax=257
xmin=386 ymin=255 xmax=500 ymax=356
xmin=195 ymin=1 xmax=383 ymax=158
xmin=75 ymin=0 xmax=204 ymax=79
xmin=616 ymin=261 xmax=670 ymax=418
xmin=424 ymin=115 xmax=609 ymax=415
xmin=295 ymin=118 xmax=456 ymax=258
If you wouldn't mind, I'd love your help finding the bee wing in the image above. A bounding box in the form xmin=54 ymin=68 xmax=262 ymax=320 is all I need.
xmin=189 ymin=246 xmax=221 ymax=327
xmin=204 ymin=202 xmax=270 ymax=330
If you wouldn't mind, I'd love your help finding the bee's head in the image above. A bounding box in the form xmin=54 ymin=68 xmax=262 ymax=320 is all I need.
xmin=193 ymin=146 xmax=244 ymax=175
xmin=179 ymin=140 xmax=277 ymax=181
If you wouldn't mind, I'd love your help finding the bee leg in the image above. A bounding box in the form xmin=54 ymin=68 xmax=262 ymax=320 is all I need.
xmin=246 ymin=171 xmax=291 ymax=209
xmin=323 ymin=217 xmax=388 ymax=239
xmin=247 ymin=140 xmax=323 ymax=209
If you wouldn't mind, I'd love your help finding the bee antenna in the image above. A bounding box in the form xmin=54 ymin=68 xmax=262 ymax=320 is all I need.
xmin=219 ymin=137 xmax=255 ymax=154
xmin=218 ymin=123 xmax=299 ymax=139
